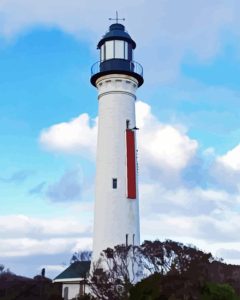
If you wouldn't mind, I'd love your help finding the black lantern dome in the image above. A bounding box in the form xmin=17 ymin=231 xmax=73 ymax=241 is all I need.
xmin=91 ymin=23 xmax=143 ymax=87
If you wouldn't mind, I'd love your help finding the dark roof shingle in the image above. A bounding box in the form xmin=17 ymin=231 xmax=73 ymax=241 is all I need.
xmin=54 ymin=261 xmax=91 ymax=280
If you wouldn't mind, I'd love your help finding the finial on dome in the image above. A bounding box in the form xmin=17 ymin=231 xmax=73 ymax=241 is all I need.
xmin=108 ymin=11 xmax=125 ymax=24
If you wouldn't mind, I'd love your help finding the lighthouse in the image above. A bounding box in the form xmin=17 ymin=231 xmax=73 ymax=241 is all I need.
xmin=91 ymin=16 xmax=144 ymax=263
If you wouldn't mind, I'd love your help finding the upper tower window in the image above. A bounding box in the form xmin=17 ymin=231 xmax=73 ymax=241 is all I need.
xmin=100 ymin=45 xmax=105 ymax=62
xmin=125 ymin=42 xmax=129 ymax=60
xmin=100 ymin=40 xmax=129 ymax=62
xmin=105 ymin=40 xmax=114 ymax=60
xmin=115 ymin=40 xmax=124 ymax=59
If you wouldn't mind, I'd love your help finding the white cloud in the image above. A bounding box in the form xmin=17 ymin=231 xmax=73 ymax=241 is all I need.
xmin=0 ymin=214 xmax=93 ymax=259
xmin=218 ymin=144 xmax=240 ymax=171
xmin=141 ymin=199 xmax=240 ymax=258
xmin=136 ymin=101 xmax=198 ymax=173
xmin=0 ymin=237 xmax=92 ymax=257
xmin=139 ymin=178 xmax=240 ymax=262
xmin=140 ymin=182 xmax=236 ymax=216
xmin=40 ymin=114 xmax=97 ymax=157
xmin=0 ymin=214 xmax=93 ymax=276
xmin=0 ymin=215 xmax=92 ymax=238
xmin=209 ymin=144 xmax=240 ymax=192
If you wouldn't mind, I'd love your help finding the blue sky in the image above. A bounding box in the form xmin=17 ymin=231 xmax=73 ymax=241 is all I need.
xmin=1 ymin=0 xmax=240 ymax=278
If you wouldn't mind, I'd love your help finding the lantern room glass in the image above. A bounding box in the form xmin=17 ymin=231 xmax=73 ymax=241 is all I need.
xmin=115 ymin=40 xmax=124 ymax=59
xmin=105 ymin=41 xmax=114 ymax=60
xmin=101 ymin=40 xmax=130 ymax=61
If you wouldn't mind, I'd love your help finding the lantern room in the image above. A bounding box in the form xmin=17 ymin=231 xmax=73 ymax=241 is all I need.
xmin=91 ymin=23 xmax=143 ymax=87
xmin=99 ymin=23 xmax=135 ymax=61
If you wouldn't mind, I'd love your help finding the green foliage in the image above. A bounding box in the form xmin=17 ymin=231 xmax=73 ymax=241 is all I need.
xmin=201 ymin=282 xmax=240 ymax=300
xmin=130 ymin=275 xmax=240 ymax=300
xmin=129 ymin=273 xmax=163 ymax=300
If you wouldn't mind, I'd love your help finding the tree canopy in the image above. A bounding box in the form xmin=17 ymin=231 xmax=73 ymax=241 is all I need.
xmin=88 ymin=240 xmax=240 ymax=300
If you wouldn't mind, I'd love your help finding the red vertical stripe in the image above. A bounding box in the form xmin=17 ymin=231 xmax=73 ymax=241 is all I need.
xmin=126 ymin=129 xmax=136 ymax=199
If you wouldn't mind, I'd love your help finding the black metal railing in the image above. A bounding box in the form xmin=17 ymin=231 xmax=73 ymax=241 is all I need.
xmin=91 ymin=60 xmax=143 ymax=77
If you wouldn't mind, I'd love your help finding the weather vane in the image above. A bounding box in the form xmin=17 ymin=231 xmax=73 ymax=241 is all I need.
xmin=109 ymin=11 xmax=125 ymax=23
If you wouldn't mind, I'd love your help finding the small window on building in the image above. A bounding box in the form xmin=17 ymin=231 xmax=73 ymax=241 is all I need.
xmin=112 ymin=178 xmax=117 ymax=189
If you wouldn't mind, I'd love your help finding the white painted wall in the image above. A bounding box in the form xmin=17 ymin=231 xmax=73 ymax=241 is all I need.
xmin=62 ymin=283 xmax=79 ymax=299
xmin=61 ymin=282 xmax=90 ymax=300
xmin=92 ymin=74 xmax=140 ymax=264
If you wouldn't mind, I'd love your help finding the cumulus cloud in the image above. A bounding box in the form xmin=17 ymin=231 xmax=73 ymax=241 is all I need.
xmin=136 ymin=101 xmax=198 ymax=182
xmin=0 ymin=215 xmax=92 ymax=239
xmin=0 ymin=214 xmax=93 ymax=276
xmin=0 ymin=237 xmax=92 ymax=257
xmin=0 ymin=0 xmax=239 ymax=82
xmin=207 ymin=144 xmax=240 ymax=193
xmin=140 ymin=183 xmax=237 ymax=218
xmin=216 ymin=248 xmax=240 ymax=261
xmin=218 ymin=144 xmax=240 ymax=171
xmin=40 ymin=114 xmax=97 ymax=158
xmin=0 ymin=213 xmax=93 ymax=274
xmin=0 ymin=238 xmax=73 ymax=257
xmin=141 ymin=197 xmax=240 ymax=245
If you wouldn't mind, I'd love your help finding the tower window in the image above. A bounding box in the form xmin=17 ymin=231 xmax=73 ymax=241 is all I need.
xmin=124 ymin=42 xmax=128 ymax=59
xmin=105 ymin=40 xmax=114 ymax=60
xmin=100 ymin=45 xmax=105 ymax=62
xmin=101 ymin=41 xmax=130 ymax=61
xmin=112 ymin=178 xmax=117 ymax=189
xmin=115 ymin=40 xmax=124 ymax=59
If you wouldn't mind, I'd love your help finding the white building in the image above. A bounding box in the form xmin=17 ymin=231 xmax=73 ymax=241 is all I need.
xmin=53 ymin=261 xmax=90 ymax=300
xmin=90 ymin=19 xmax=144 ymax=265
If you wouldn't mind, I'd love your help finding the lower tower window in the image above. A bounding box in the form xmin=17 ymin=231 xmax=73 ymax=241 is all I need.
xmin=112 ymin=178 xmax=117 ymax=189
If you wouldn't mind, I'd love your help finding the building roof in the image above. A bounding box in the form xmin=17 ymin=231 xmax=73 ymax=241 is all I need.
xmin=97 ymin=23 xmax=136 ymax=49
xmin=54 ymin=261 xmax=91 ymax=282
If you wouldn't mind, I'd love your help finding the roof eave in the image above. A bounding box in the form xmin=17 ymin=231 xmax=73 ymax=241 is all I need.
xmin=53 ymin=277 xmax=86 ymax=283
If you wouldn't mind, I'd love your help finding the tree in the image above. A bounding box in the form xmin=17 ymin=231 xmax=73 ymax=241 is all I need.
xmin=0 ymin=264 xmax=5 ymax=273
xmin=140 ymin=239 xmax=214 ymax=279
xmin=0 ymin=264 xmax=12 ymax=276
xmin=89 ymin=244 xmax=143 ymax=300
xmin=87 ymin=240 xmax=240 ymax=299
xmin=70 ymin=251 xmax=92 ymax=264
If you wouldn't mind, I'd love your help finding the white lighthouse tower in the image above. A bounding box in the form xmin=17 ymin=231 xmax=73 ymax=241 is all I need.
xmin=91 ymin=17 xmax=144 ymax=263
